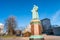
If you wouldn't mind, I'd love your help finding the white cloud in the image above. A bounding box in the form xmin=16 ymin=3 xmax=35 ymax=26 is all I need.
xmin=52 ymin=10 xmax=60 ymax=22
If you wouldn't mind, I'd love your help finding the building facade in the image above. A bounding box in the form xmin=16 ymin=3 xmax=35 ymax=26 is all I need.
xmin=0 ymin=23 xmax=4 ymax=35
xmin=41 ymin=18 xmax=51 ymax=34
xmin=52 ymin=25 xmax=60 ymax=36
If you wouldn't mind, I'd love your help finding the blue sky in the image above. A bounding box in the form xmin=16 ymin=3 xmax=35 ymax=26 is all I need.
xmin=0 ymin=0 xmax=60 ymax=29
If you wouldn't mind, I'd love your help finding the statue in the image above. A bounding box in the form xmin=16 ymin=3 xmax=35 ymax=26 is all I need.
xmin=31 ymin=5 xmax=39 ymax=20
xmin=30 ymin=5 xmax=44 ymax=40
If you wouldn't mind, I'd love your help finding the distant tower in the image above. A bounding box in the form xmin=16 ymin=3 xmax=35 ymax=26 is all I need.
xmin=41 ymin=18 xmax=51 ymax=34
xmin=30 ymin=5 xmax=43 ymax=35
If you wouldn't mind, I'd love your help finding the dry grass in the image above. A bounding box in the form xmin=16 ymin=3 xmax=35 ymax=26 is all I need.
xmin=0 ymin=35 xmax=21 ymax=38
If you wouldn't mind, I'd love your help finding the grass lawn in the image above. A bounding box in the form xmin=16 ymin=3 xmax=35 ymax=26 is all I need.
xmin=0 ymin=35 xmax=21 ymax=38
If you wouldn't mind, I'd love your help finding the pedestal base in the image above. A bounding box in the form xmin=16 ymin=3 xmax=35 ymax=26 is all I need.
xmin=29 ymin=35 xmax=44 ymax=40
xmin=30 ymin=19 xmax=43 ymax=35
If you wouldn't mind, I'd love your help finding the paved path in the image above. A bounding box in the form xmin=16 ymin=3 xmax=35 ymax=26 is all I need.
xmin=43 ymin=34 xmax=60 ymax=40
xmin=0 ymin=35 xmax=60 ymax=40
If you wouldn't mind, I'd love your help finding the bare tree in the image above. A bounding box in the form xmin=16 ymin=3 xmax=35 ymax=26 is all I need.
xmin=5 ymin=16 xmax=17 ymax=35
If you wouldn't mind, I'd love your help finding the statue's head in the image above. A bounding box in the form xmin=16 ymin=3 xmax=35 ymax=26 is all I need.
xmin=33 ymin=5 xmax=38 ymax=11
xmin=31 ymin=5 xmax=38 ymax=13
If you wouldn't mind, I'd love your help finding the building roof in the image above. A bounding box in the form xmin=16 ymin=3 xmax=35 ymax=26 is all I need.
xmin=0 ymin=23 xmax=4 ymax=28
xmin=0 ymin=23 xmax=4 ymax=26
xmin=22 ymin=24 xmax=31 ymax=33
xmin=41 ymin=18 xmax=50 ymax=21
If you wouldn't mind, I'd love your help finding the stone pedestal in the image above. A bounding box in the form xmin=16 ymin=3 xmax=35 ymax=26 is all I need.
xmin=30 ymin=20 xmax=43 ymax=35
xmin=30 ymin=20 xmax=44 ymax=40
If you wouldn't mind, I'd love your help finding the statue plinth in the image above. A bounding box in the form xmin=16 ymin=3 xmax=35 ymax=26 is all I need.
xmin=30 ymin=19 xmax=44 ymax=40
xmin=30 ymin=19 xmax=43 ymax=35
